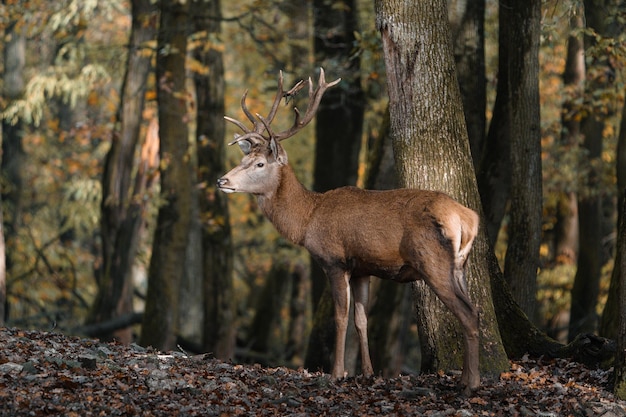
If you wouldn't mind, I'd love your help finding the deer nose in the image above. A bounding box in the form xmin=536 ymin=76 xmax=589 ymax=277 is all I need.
xmin=217 ymin=177 xmax=228 ymax=188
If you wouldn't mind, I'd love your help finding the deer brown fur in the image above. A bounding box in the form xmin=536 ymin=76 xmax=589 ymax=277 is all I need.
xmin=217 ymin=69 xmax=481 ymax=393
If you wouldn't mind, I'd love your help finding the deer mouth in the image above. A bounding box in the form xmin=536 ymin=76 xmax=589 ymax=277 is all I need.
xmin=217 ymin=178 xmax=236 ymax=193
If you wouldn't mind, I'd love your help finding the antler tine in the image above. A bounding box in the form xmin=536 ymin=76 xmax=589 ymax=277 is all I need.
xmin=273 ymin=67 xmax=341 ymax=142
xmin=239 ymin=90 xmax=260 ymax=128
xmin=261 ymin=70 xmax=287 ymax=132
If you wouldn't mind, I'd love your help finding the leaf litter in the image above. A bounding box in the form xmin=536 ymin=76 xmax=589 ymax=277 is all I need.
xmin=1 ymin=327 xmax=625 ymax=416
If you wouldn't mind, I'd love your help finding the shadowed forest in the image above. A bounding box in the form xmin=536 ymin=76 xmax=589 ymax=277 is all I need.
xmin=2 ymin=0 xmax=626 ymax=406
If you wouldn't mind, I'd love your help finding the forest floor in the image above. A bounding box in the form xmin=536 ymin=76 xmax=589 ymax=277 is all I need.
xmin=1 ymin=327 xmax=625 ymax=417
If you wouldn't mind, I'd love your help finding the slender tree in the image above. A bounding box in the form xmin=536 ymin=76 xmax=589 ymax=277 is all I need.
xmin=613 ymin=192 xmax=626 ymax=399
xmin=600 ymin=87 xmax=626 ymax=339
xmin=501 ymin=0 xmax=542 ymax=322
xmin=141 ymin=0 xmax=193 ymax=350
xmin=0 ymin=18 xmax=25 ymax=325
xmin=569 ymin=0 xmax=616 ymax=340
xmin=89 ymin=0 xmax=158 ymax=343
xmin=375 ymin=0 xmax=509 ymax=377
xmin=305 ymin=0 xmax=365 ymax=374
xmin=191 ymin=0 xmax=236 ymax=359
xmin=2 ymin=20 xmax=26 ymax=271
xmin=448 ymin=0 xmax=486 ymax=168
xmin=553 ymin=12 xmax=584 ymax=266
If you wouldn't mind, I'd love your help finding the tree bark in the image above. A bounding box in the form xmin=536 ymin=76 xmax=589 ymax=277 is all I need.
xmin=141 ymin=0 xmax=192 ymax=351
xmin=614 ymin=192 xmax=626 ymax=399
xmin=190 ymin=0 xmax=236 ymax=361
xmin=600 ymin=89 xmax=626 ymax=339
xmin=376 ymin=0 xmax=509 ymax=377
xmin=305 ymin=0 xmax=365 ymax=374
xmin=553 ymin=13 xmax=584 ymax=266
xmin=0 ymin=20 xmax=25 ymax=325
xmin=475 ymin=1 xmax=511 ymax=246
xmin=501 ymin=0 xmax=542 ymax=323
xmin=447 ymin=0 xmax=486 ymax=169
xmin=569 ymin=0 xmax=615 ymax=341
xmin=2 ymin=21 xmax=26 ymax=270
xmin=89 ymin=0 xmax=158 ymax=343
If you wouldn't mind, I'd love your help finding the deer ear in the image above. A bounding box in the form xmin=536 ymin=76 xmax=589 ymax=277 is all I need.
xmin=235 ymin=137 xmax=252 ymax=154
xmin=270 ymin=138 xmax=288 ymax=165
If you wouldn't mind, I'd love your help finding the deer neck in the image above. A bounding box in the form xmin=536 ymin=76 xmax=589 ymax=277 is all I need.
xmin=257 ymin=164 xmax=319 ymax=246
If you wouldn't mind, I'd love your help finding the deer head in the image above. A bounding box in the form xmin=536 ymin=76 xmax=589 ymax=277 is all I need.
xmin=217 ymin=68 xmax=341 ymax=195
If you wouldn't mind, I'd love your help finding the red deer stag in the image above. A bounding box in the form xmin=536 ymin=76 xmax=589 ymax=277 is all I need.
xmin=217 ymin=69 xmax=481 ymax=393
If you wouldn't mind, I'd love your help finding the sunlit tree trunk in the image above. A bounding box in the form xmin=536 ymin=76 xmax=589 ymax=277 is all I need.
xmin=191 ymin=0 xmax=236 ymax=360
xmin=501 ymin=0 xmax=542 ymax=323
xmin=305 ymin=0 xmax=364 ymax=374
xmin=376 ymin=0 xmax=509 ymax=377
xmin=89 ymin=0 xmax=158 ymax=343
xmin=447 ymin=0 xmax=485 ymax=168
xmin=141 ymin=0 xmax=192 ymax=350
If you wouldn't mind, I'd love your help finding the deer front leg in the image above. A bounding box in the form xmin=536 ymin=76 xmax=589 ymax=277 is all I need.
xmin=351 ymin=276 xmax=374 ymax=377
xmin=329 ymin=269 xmax=351 ymax=379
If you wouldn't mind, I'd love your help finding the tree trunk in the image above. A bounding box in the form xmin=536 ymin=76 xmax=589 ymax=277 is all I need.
xmin=569 ymin=0 xmax=614 ymax=341
xmin=305 ymin=0 xmax=364 ymax=374
xmin=141 ymin=0 xmax=192 ymax=351
xmin=613 ymin=192 xmax=626 ymax=400
xmin=1 ymin=20 xmax=25 ymax=325
xmin=190 ymin=0 xmax=236 ymax=361
xmin=376 ymin=0 xmax=509 ymax=377
xmin=89 ymin=0 xmax=158 ymax=343
xmin=249 ymin=261 xmax=290 ymax=360
xmin=2 ymin=21 xmax=26 ymax=269
xmin=501 ymin=0 xmax=542 ymax=323
xmin=600 ymin=88 xmax=626 ymax=339
xmin=286 ymin=263 xmax=309 ymax=365
xmin=553 ymin=13 xmax=584 ymax=266
xmin=447 ymin=0 xmax=486 ymax=169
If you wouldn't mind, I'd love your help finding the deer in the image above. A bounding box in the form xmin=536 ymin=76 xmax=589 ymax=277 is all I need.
xmin=217 ymin=69 xmax=481 ymax=394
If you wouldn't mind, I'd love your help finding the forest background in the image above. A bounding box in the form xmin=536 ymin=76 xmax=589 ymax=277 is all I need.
xmin=1 ymin=0 xmax=626 ymax=395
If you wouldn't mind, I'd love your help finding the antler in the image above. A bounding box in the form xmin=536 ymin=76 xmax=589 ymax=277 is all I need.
xmin=224 ymin=68 xmax=341 ymax=146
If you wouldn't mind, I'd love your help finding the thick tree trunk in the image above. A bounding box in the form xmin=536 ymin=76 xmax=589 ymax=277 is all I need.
xmin=141 ymin=0 xmax=192 ymax=351
xmin=447 ymin=0 xmax=486 ymax=169
xmin=190 ymin=0 xmax=236 ymax=361
xmin=90 ymin=0 xmax=158 ymax=343
xmin=376 ymin=0 xmax=509 ymax=377
xmin=305 ymin=0 xmax=364 ymax=374
xmin=501 ymin=0 xmax=542 ymax=323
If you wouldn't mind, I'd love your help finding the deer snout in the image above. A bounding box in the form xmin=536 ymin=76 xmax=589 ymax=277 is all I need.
xmin=217 ymin=177 xmax=235 ymax=193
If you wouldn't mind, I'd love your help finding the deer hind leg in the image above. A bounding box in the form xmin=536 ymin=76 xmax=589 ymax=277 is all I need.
xmin=351 ymin=276 xmax=374 ymax=377
xmin=403 ymin=234 xmax=480 ymax=393
xmin=328 ymin=269 xmax=351 ymax=379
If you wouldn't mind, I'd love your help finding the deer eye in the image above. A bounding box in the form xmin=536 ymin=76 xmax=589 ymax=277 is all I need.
xmin=256 ymin=162 xmax=265 ymax=168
